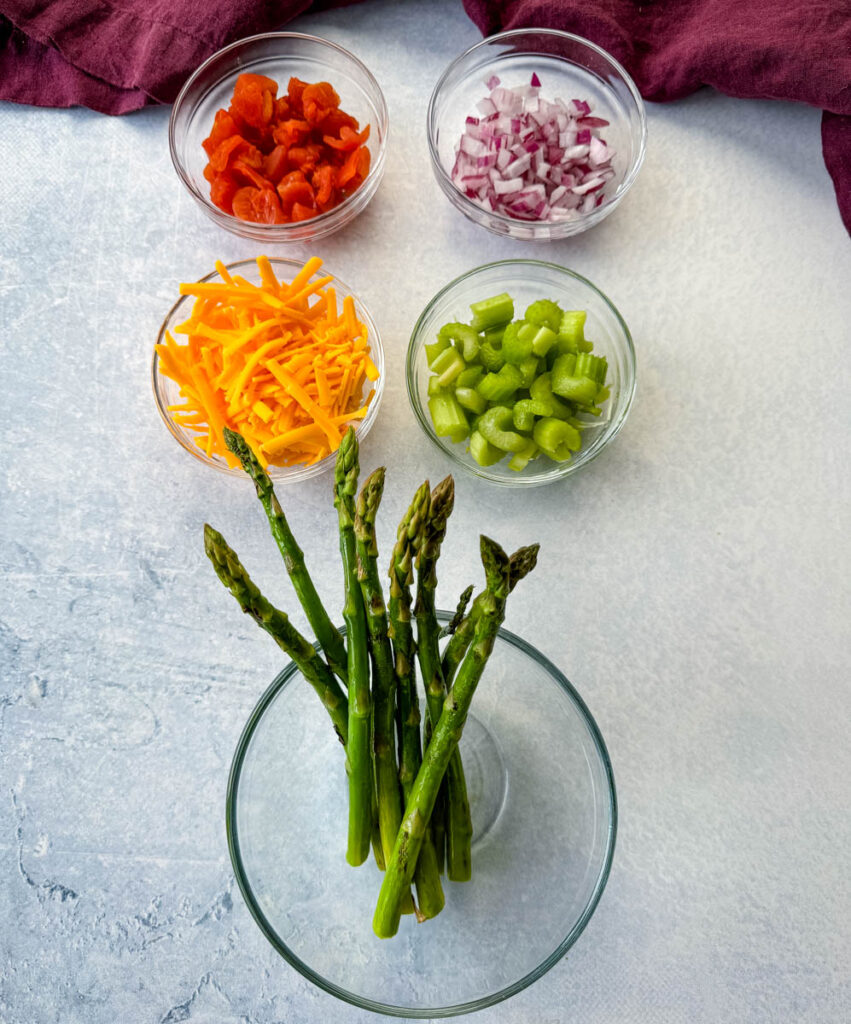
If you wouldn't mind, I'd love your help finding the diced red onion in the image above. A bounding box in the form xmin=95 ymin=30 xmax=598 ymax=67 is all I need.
xmin=450 ymin=75 xmax=615 ymax=223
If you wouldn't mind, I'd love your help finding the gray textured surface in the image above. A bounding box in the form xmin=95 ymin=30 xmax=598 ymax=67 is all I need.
xmin=1 ymin=1 xmax=850 ymax=1021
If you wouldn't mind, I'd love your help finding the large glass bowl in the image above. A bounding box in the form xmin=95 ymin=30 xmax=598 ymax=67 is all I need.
xmin=151 ymin=257 xmax=384 ymax=482
xmin=227 ymin=612 xmax=617 ymax=1017
xmin=428 ymin=30 xmax=646 ymax=241
xmin=406 ymin=260 xmax=636 ymax=487
xmin=169 ymin=32 xmax=388 ymax=242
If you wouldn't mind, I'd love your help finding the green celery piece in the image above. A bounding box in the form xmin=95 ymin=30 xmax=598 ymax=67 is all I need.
xmin=455 ymin=387 xmax=487 ymax=416
xmin=456 ymin=365 xmax=484 ymax=389
xmin=478 ymin=406 xmax=529 ymax=453
xmin=533 ymin=417 xmax=581 ymax=461
xmin=477 ymin=364 xmax=522 ymax=403
xmin=508 ymin=438 xmax=538 ymax=471
xmin=525 ymin=299 xmax=562 ymax=333
xmin=479 ymin=341 xmax=505 ymax=372
xmin=483 ymin=325 xmax=505 ymax=346
xmin=425 ymin=336 xmax=451 ymax=366
xmin=428 ymin=393 xmax=469 ymax=443
xmin=436 ymin=349 xmax=467 ymax=388
xmin=439 ymin=322 xmax=481 ymax=363
xmin=551 ymin=353 xmax=599 ymax=405
xmin=513 ymin=398 xmax=552 ymax=432
xmin=557 ymin=310 xmax=587 ymax=353
xmin=516 ymin=356 xmax=539 ymax=388
xmin=574 ymin=352 xmax=607 ymax=383
xmin=529 ymin=372 xmax=574 ymax=419
xmin=468 ymin=430 xmax=504 ymax=467
xmin=427 ymin=376 xmax=445 ymax=397
xmin=431 ymin=346 xmax=461 ymax=375
xmin=502 ymin=321 xmax=533 ymax=365
xmin=470 ymin=292 xmax=514 ymax=332
xmin=596 ymin=384 xmax=611 ymax=403
xmin=530 ymin=325 xmax=557 ymax=357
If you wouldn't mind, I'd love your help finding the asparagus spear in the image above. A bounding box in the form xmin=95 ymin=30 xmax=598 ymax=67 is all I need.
xmin=414 ymin=476 xmax=472 ymax=882
xmin=441 ymin=543 xmax=540 ymax=690
xmin=373 ymin=536 xmax=513 ymax=938
xmin=334 ymin=430 xmax=372 ymax=867
xmin=355 ymin=469 xmax=406 ymax=869
xmin=439 ymin=585 xmax=474 ymax=638
xmin=204 ymin=524 xmax=348 ymax=745
xmin=224 ymin=428 xmax=349 ymax=686
xmin=389 ymin=482 xmax=444 ymax=919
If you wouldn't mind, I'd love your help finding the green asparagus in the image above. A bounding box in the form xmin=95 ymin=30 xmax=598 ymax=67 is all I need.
xmin=389 ymin=482 xmax=444 ymax=919
xmin=414 ymin=477 xmax=473 ymax=882
xmin=204 ymin=524 xmax=348 ymax=745
xmin=334 ymin=430 xmax=372 ymax=867
xmin=373 ymin=536 xmax=512 ymax=938
xmin=224 ymin=428 xmax=349 ymax=686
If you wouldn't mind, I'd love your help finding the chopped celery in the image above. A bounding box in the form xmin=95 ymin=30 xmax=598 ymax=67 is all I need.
xmin=557 ymin=310 xmax=587 ymax=352
xmin=469 ymin=430 xmax=504 ymax=467
xmin=478 ymin=341 xmax=505 ymax=372
xmin=530 ymin=325 xmax=557 ymax=357
xmin=508 ymin=438 xmax=538 ymax=472
xmin=529 ymin=372 xmax=574 ymax=419
xmin=456 ymin=365 xmax=484 ymax=389
xmin=513 ymin=398 xmax=552 ymax=432
xmin=525 ymin=299 xmax=562 ymax=333
xmin=439 ymin=322 xmax=481 ymax=363
xmin=551 ymin=353 xmax=600 ymax=405
xmin=516 ymin=356 xmax=540 ymax=388
xmin=428 ymin=393 xmax=469 ymax=443
xmin=478 ymin=406 xmax=529 ymax=452
xmin=455 ymin=387 xmax=487 ymax=416
xmin=469 ymin=292 xmax=514 ymax=331
xmin=433 ymin=346 xmax=467 ymax=387
xmin=502 ymin=321 xmax=533 ymax=365
xmin=533 ymin=417 xmax=581 ymax=461
xmin=425 ymin=292 xmax=609 ymax=472
xmin=477 ymin=364 xmax=522 ymax=403
xmin=425 ymin=336 xmax=451 ymax=366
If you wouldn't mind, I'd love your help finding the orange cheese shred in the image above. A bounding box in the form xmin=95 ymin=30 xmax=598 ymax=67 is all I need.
xmin=156 ymin=256 xmax=377 ymax=469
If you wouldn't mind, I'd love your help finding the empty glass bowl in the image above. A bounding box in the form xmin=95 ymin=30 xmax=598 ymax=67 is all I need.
xmin=169 ymin=32 xmax=388 ymax=242
xmin=407 ymin=259 xmax=636 ymax=487
xmin=428 ymin=30 xmax=646 ymax=240
xmin=151 ymin=257 xmax=384 ymax=482
xmin=227 ymin=612 xmax=616 ymax=1017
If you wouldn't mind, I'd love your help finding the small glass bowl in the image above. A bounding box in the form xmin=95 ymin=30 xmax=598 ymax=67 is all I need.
xmin=407 ymin=260 xmax=635 ymax=487
xmin=227 ymin=612 xmax=617 ymax=1017
xmin=151 ymin=258 xmax=384 ymax=483
xmin=169 ymin=32 xmax=389 ymax=242
xmin=427 ymin=29 xmax=646 ymax=241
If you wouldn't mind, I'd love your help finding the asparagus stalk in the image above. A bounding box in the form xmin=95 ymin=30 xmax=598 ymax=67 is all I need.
xmin=441 ymin=543 xmax=540 ymax=689
xmin=440 ymin=585 xmax=474 ymax=638
xmin=355 ymin=469 xmax=405 ymax=867
xmin=224 ymin=428 xmax=349 ymax=686
xmin=414 ymin=476 xmax=472 ymax=882
xmin=204 ymin=524 xmax=348 ymax=745
xmin=334 ymin=430 xmax=372 ymax=867
xmin=373 ymin=536 xmax=513 ymax=938
xmin=390 ymin=482 xmax=444 ymax=919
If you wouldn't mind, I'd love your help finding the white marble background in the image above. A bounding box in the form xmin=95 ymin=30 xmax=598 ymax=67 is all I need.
xmin=1 ymin=1 xmax=849 ymax=1021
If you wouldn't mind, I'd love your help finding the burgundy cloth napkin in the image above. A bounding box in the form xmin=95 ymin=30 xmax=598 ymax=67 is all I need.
xmin=0 ymin=1 xmax=354 ymax=114
xmin=462 ymin=0 xmax=851 ymax=233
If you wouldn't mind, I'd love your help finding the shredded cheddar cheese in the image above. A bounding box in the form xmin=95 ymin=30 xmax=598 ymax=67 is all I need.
xmin=156 ymin=256 xmax=378 ymax=469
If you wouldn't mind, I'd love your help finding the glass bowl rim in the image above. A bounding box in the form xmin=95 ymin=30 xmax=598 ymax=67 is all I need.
xmin=150 ymin=256 xmax=385 ymax=481
xmin=426 ymin=27 xmax=647 ymax=234
xmin=405 ymin=258 xmax=636 ymax=487
xmin=226 ymin=610 xmax=618 ymax=1018
xmin=168 ymin=30 xmax=390 ymax=236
